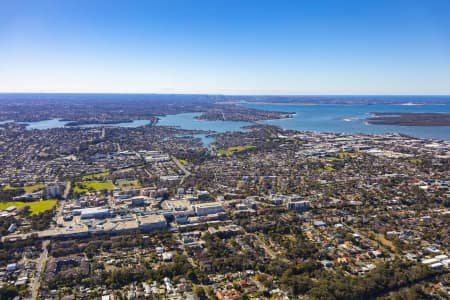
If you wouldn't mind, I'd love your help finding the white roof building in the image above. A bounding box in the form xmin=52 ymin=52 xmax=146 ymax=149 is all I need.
xmin=193 ymin=202 xmax=224 ymax=216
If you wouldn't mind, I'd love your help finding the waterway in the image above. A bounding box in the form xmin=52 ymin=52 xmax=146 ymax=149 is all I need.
xmin=242 ymin=103 xmax=450 ymax=141
xmin=21 ymin=119 xmax=151 ymax=130
xmin=156 ymin=112 xmax=253 ymax=146
xmin=17 ymin=103 xmax=450 ymax=147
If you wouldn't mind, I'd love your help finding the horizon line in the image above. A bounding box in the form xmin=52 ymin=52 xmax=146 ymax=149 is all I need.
xmin=1 ymin=91 xmax=450 ymax=97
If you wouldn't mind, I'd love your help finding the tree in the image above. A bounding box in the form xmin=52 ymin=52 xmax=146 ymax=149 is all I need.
xmin=0 ymin=285 xmax=19 ymax=300
xmin=193 ymin=285 xmax=207 ymax=300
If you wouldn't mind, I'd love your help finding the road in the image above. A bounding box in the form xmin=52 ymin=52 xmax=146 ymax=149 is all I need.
xmin=63 ymin=181 xmax=71 ymax=199
xmin=251 ymin=233 xmax=291 ymax=263
xmin=115 ymin=142 xmax=122 ymax=152
xmin=50 ymin=181 xmax=71 ymax=227
xmin=250 ymin=278 xmax=266 ymax=292
xmin=31 ymin=240 xmax=49 ymax=300
xmin=252 ymin=234 xmax=277 ymax=259
xmin=171 ymin=155 xmax=191 ymax=184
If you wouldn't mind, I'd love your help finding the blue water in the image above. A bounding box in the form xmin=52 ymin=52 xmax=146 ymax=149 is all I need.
xmin=22 ymin=119 xmax=151 ymax=129
xmin=77 ymin=120 xmax=151 ymax=128
xmin=21 ymin=119 xmax=70 ymax=130
xmin=157 ymin=112 xmax=253 ymax=145
xmin=241 ymin=103 xmax=450 ymax=140
xmin=16 ymin=104 xmax=450 ymax=145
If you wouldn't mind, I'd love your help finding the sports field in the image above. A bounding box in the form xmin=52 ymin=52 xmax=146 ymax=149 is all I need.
xmin=0 ymin=200 xmax=57 ymax=215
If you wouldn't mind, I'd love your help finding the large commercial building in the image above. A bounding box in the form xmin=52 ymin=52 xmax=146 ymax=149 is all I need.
xmin=47 ymin=184 xmax=64 ymax=198
xmin=77 ymin=207 xmax=111 ymax=219
xmin=193 ymin=202 xmax=224 ymax=216
xmin=287 ymin=200 xmax=311 ymax=211
xmin=144 ymin=151 xmax=170 ymax=162
xmin=269 ymin=194 xmax=310 ymax=211
xmin=138 ymin=214 xmax=167 ymax=231
xmin=161 ymin=199 xmax=195 ymax=222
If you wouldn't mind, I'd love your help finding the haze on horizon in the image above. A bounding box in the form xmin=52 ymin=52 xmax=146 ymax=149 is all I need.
xmin=1 ymin=0 xmax=450 ymax=95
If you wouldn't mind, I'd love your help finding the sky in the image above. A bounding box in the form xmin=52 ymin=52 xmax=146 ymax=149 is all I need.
xmin=1 ymin=0 xmax=450 ymax=95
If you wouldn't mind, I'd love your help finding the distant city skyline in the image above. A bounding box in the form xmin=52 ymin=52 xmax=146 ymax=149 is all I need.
xmin=1 ymin=0 xmax=450 ymax=95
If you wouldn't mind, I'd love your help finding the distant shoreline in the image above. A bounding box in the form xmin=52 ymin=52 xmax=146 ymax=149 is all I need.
xmin=368 ymin=112 xmax=450 ymax=126
xmin=225 ymin=101 xmax=450 ymax=106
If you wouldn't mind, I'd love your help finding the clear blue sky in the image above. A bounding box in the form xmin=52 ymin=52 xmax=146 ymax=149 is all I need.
xmin=1 ymin=0 xmax=450 ymax=94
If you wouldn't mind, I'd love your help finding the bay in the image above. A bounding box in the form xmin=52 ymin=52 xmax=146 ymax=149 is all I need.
xmin=156 ymin=112 xmax=253 ymax=146
xmin=242 ymin=103 xmax=450 ymax=140
xmin=22 ymin=119 xmax=151 ymax=130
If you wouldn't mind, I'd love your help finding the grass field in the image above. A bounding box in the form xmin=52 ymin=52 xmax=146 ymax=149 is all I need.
xmin=217 ymin=145 xmax=256 ymax=157
xmin=323 ymin=165 xmax=336 ymax=172
xmin=2 ymin=185 xmax=15 ymax=191
xmin=0 ymin=200 xmax=57 ymax=215
xmin=2 ymin=183 xmax=46 ymax=193
xmin=408 ymin=158 xmax=422 ymax=165
xmin=283 ymin=138 xmax=304 ymax=145
xmin=178 ymin=159 xmax=189 ymax=165
xmin=336 ymin=152 xmax=356 ymax=159
xmin=82 ymin=172 xmax=110 ymax=180
xmin=118 ymin=179 xmax=141 ymax=191
xmin=73 ymin=180 xmax=115 ymax=193
xmin=24 ymin=183 xmax=46 ymax=193
xmin=370 ymin=232 xmax=398 ymax=253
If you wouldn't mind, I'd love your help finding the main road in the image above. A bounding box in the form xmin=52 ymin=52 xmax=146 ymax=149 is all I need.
xmin=171 ymin=155 xmax=191 ymax=184
xmin=31 ymin=240 xmax=49 ymax=299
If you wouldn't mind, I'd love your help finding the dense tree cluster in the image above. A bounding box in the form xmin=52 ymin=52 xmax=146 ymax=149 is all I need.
xmin=306 ymin=260 xmax=437 ymax=299
xmin=30 ymin=209 xmax=55 ymax=231
xmin=0 ymin=285 xmax=19 ymax=300
xmin=0 ymin=188 xmax=25 ymax=201
xmin=0 ymin=237 xmax=41 ymax=265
